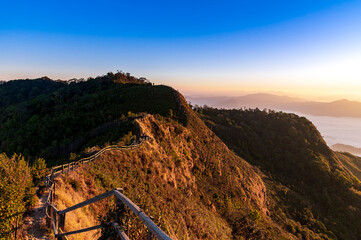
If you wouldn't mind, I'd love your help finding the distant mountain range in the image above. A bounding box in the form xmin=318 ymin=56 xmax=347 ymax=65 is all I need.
xmin=332 ymin=143 xmax=361 ymax=156
xmin=187 ymin=93 xmax=361 ymax=118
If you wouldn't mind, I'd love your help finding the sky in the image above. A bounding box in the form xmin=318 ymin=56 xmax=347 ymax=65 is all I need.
xmin=1 ymin=0 xmax=361 ymax=101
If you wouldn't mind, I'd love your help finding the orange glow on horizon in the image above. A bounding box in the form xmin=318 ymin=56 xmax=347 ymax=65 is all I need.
xmin=171 ymin=81 xmax=361 ymax=102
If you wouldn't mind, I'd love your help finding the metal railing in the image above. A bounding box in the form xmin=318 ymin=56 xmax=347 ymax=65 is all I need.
xmin=45 ymin=186 xmax=172 ymax=240
xmin=44 ymin=136 xmax=172 ymax=239
xmin=46 ymin=137 xmax=148 ymax=179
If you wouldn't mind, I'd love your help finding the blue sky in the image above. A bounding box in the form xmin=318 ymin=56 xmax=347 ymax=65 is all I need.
xmin=1 ymin=0 xmax=361 ymax=100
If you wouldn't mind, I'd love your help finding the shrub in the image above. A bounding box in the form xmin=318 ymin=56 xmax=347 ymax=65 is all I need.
xmin=31 ymin=158 xmax=47 ymax=186
xmin=248 ymin=209 xmax=261 ymax=223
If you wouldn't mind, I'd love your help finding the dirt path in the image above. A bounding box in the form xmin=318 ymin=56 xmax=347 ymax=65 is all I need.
xmin=22 ymin=191 xmax=53 ymax=240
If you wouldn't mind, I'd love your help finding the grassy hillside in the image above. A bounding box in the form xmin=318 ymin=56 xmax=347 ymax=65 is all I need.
xmin=0 ymin=73 xmax=185 ymax=165
xmin=54 ymin=98 xmax=295 ymax=239
xmin=197 ymin=107 xmax=361 ymax=239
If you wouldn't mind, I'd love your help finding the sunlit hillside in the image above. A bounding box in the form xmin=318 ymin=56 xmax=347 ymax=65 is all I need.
xmin=2 ymin=76 xmax=361 ymax=239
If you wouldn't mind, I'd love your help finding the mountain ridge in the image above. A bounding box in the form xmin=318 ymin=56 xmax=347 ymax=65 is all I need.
xmin=196 ymin=106 xmax=361 ymax=239
xmin=187 ymin=93 xmax=361 ymax=118
xmin=332 ymin=143 xmax=361 ymax=156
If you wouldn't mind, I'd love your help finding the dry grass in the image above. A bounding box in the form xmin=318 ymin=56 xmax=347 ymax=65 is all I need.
xmin=54 ymin=171 xmax=111 ymax=240
xmin=54 ymin=114 xmax=291 ymax=239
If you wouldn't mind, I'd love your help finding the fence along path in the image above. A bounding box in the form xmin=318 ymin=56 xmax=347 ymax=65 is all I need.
xmin=44 ymin=136 xmax=172 ymax=240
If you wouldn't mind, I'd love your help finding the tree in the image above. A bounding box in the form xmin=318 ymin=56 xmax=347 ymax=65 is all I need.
xmin=0 ymin=153 xmax=35 ymax=239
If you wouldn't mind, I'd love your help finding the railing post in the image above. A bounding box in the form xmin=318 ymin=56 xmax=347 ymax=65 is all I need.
xmin=58 ymin=212 xmax=66 ymax=233
xmin=46 ymin=204 xmax=51 ymax=228
xmin=50 ymin=188 xmax=53 ymax=203
xmin=147 ymin=216 xmax=154 ymax=240
xmin=50 ymin=168 xmax=54 ymax=180
xmin=53 ymin=209 xmax=58 ymax=233
xmin=53 ymin=183 xmax=56 ymax=201
xmin=115 ymin=188 xmax=124 ymax=222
